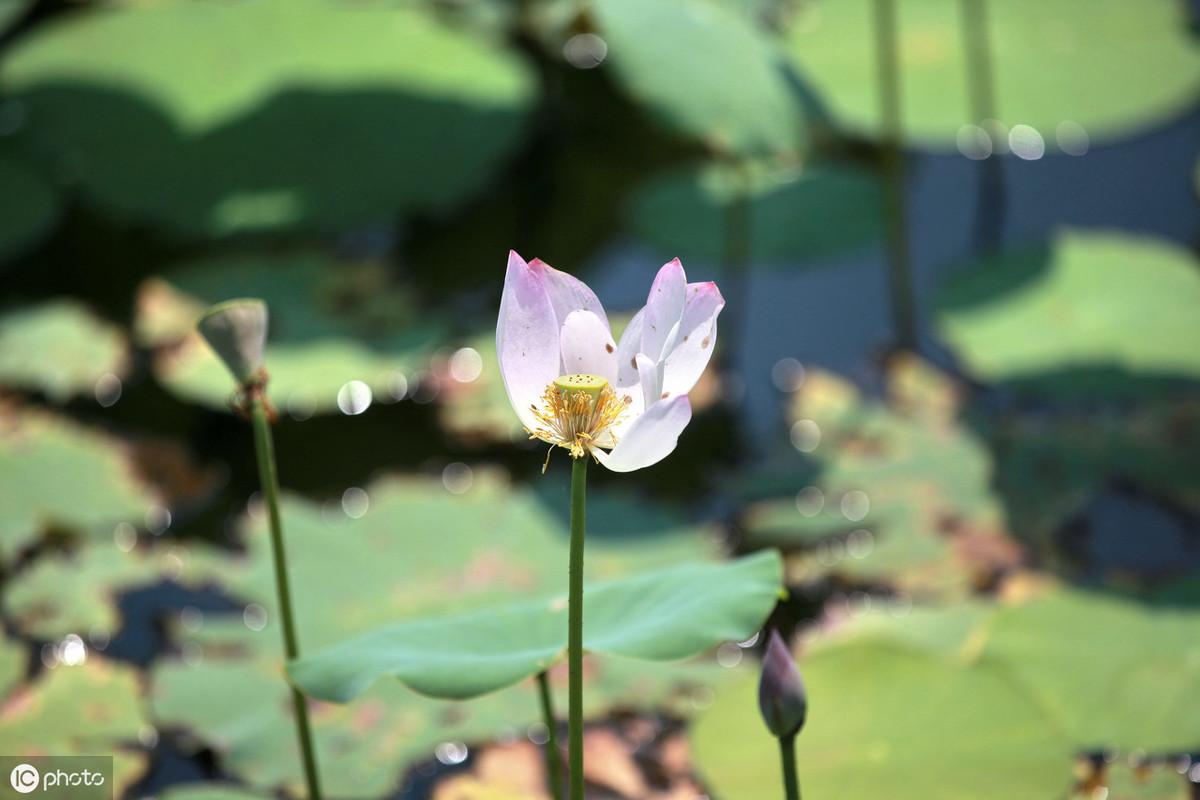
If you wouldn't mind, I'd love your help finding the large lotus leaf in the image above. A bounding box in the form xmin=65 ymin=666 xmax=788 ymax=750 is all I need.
xmin=0 ymin=637 xmax=25 ymax=696
xmin=0 ymin=153 xmax=59 ymax=266
xmin=289 ymin=551 xmax=782 ymax=702
xmin=816 ymin=586 xmax=1200 ymax=753
xmin=936 ymin=233 xmax=1200 ymax=396
xmin=0 ymin=405 xmax=156 ymax=560
xmin=0 ymin=661 xmax=147 ymax=791
xmin=594 ymin=0 xmax=805 ymax=158
xmin=137 ymin=253 xmax=443 ymax=413
xmin=4 ymin=539 xmax=180 ymax=641
xmin=152 ymin=471 xmax=727 ymax=792
xmin=984 ymin=587 xmax=1200 ymax=753
xmin=178 ymin=470 xmax=717 ymax=653
xmin=626 ymin=161 xmax=883 ymax=268
xmin=739 ymin=360 xmax=1009 ymax=596
xmin=784 ymin=0 xmax=1200 ymax=147
xmin=155 ymin=648 xmax=716 ymax=797
xmin=0 ymin=300 xmax=127 ymax=402
xmin=1 ymin=0 xmax=533 ymax=236
xmin=161 ymin=789 xmax=267 ymax=800
xmin=691 ymin=641 xmax=1074 ymax=799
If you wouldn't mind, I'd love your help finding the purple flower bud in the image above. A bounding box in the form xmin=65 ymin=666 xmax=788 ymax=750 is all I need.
xmin=758 ymin=629 xmax=807 ymax=738
xmin=197 ymin=299 xmax=268 ymax=385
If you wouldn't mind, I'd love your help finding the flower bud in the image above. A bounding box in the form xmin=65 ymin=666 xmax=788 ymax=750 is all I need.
xmin=197 ymin=299 xmax=268 ymax=384
xmin=758 ymin=629 xmax=807 ymax=738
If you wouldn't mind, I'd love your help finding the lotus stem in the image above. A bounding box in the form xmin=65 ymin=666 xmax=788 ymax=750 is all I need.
xmin=960 ymin=0 xmax=1006 ymax=253
xmin=779 ymin=732 xmax=801 ymax=800
xmin=567 ymin=456 xmax=588 ymax=800
xmin=250 ymin=397 xmax=323 ymax=800
xmin=537 ymin=670 xmax=565 ymax=800
xmin=872 ymin=0 xmax=918 ymax=351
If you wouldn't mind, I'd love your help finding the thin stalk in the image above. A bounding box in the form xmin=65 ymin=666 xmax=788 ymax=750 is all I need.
xmin=960 ymin=0 xmax=1006 ymax=253
xmin=720 ymin=171 xmax=752 ymax=370
xmin=537 ymin=671 xmax=564 ymax=800
xmin=872 ymin=0 xmax=918 ymax=351
xmin=250 ymin=399 xmax=323 ymax=800
xmin=567 ymin=457 xmax=588 ymax=800
xmin=779 ymin=733 xmax=801 ymax=800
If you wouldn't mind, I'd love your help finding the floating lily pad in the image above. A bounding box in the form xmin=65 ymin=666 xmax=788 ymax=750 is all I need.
xmin=152 ymin=471 xmax=726 ymax=794
xmin=2 ymin=0 xmax=533 ymax=236
xmin=936 ymin=232 xmax=1200 ymax=397
xmin=984 ymin=587 xmax=1200 ymax=753
xmin=137 ymin=253 xmax=444 ymax=413
xmin=627 ymin=162 xmax=883 ymax=268
xmin=0 ymin=638 xmax=26 ymax=696
xmin=5 ymin=539 xmax=179 ymax=641
xmin=161 ymin=788 xmax=267 ymax=800
xmin=0 ymin=405 xmax=156 ymax=560
xmin=0 ymin=300 xmax=127 ymax=402
xmin=739 ymin=359 xmax=1011 ymax=595
xmin=595 ymin=0 xmax=806 ymax=158
xmin=784 ymin=0 xmax=1200 ymax=147
xmin=691 ymin=641 xmax=1075 ymax=799
xmin=0 ymin=153 xmax=59 ymax=266
xmin=0 ymin=661 xmax=148 ymax=791
xmin=290 ymin=551 xmax=782 ymax=702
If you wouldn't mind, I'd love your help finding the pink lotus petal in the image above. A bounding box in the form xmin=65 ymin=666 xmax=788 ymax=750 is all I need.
xmin=661 ymin=281 xmax=724 ymax=397
xmin=640 ymin=259 xmax=688 ymax=361
xmin=496 ymin=251 xmax=560 ymax=431
xmin=559 ymin=310 xmax=617 ymax=382
xmin=530 ymin=258 xmax=609 ymax=332
xmin=593 ymin=395 xmax=691 ymax=473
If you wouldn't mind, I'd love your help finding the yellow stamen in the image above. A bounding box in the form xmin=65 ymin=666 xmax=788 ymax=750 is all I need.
xmin=528 ymin=374 xmax=629 ymax=464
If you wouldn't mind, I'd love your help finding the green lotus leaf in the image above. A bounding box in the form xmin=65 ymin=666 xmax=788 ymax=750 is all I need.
xmin=626 ymin=161 xmax=883 ymax=268
xmin=984 ymin=586 xmax=1200 ymax=753
xmin=161 ymin=788 xmax=267 ymax=800
xmin=0 ymin=660 xmax=148 ymax=792
xmin=1 ymin=0 xmax=533 ymax=236
xmin=784 ymin=0 xmax=1200 ymax=147
xmin=5 ymin=539 xmax=179 ymax=641
xmin=595 ymin=0 xmax=806 ymax=158
xmin=137 ymin=252 xmax=444 ymax=413
xmin=0 ymin=406 xmax=156 ymax=560
xmin=151 ymin=471 xmax=730 ymax=793
xmin=0 ymin=300 xmax=127 ymax=402
xmin=0 ymin=153 xmax=60 ymax=266
xmin=738 ymin=360 xmax=1007 ymax=596
xmin=289 ymin=551 xmax=782 ymax=702
xmin=935 ymin=232 xmax=1200 ymax=398
xmin=691 ymin=641 xmax=1075 ymax=799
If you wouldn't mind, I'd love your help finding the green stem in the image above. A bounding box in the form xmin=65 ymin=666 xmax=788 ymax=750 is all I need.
xmin=250 ymin=399 xmax=323 ymax=800
xmin=537 ymin=671 xmax=564 ymax=800
xmin=960 ymin=0 xmax=1006 ymax=253
xmin=779 ymin=733 xmax=801 ymax=800
xmin=872 ymin=0 xmax=918 ymax=351
xmin=567 ymin=457 xmax=588 ymax=800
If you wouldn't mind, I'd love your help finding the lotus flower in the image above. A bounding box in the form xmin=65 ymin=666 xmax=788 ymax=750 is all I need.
xmin=497 ymin=251 xmax=723 ymax=472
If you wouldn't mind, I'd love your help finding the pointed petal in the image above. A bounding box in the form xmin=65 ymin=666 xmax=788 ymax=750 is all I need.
xmin=615 ymin=307 xmax=645 ymax=389
xmin=531 ymin=258 xmax=609 ymax=331
xmin=559 ymin=310 xmax=618 ymax=382
xmin=641 ymin=259 xmax=687 ymax=361
xmin=497 ymin=251 xmax=559 ymax=431
xmin=593 ymin=395 xmax=691 ymax=472
xmin=661 ymin=281 xmax=724 ymax=397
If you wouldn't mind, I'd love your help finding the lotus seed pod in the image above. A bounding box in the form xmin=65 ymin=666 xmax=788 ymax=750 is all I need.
xmin=197 ymin=299 xmax=268 ymax=384
xmin=758 ymin=629 xmax=807 ymax=738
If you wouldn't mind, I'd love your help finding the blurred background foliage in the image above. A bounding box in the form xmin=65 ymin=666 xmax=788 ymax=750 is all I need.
xmin=0 ymin=0 xmax=1197 ymax=798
